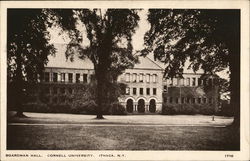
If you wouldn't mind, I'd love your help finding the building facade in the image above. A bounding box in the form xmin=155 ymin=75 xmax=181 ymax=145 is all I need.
xmin=24 ymin=44 xmax=219 ymax=114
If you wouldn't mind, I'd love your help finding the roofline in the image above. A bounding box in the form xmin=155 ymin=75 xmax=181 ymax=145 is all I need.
xmin=145 ymin=56 xmax=165 ymax=70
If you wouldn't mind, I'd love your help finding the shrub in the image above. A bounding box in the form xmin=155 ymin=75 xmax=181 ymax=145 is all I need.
xmin=110 ymin=102 xmax=127 ymax=115
xmin=162 ymin=103 xmax=215 ymax=115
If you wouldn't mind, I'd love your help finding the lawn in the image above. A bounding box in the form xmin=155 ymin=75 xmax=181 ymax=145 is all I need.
xmin=7 ymin=125 xmax=239 ymax=150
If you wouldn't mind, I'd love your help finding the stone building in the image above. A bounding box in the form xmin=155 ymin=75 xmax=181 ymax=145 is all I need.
xmin=27 ymin=44 xmax=219 ymax=114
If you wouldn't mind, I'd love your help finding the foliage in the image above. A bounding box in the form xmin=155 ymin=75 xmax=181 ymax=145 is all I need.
xmin=143 ymin=9 xmax=240 ymax=126
xmin=49 ymin=9 xmax=140 ymax=118
xmin=7 ymin=9 xmax=56 ymax=115
xmin=162 ymin=103 xmax=215 ymax=115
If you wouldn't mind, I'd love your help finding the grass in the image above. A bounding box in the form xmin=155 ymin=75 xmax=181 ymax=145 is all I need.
xmin=7 ymin=125 xmax=239 ymax=150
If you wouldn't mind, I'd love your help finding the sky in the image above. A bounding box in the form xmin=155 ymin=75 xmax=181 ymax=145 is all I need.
xmin=47 ymin=9 xmax=229 ymax=80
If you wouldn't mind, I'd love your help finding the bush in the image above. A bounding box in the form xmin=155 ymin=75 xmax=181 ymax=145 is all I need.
xmin=71 ymin=100 xmax=97 ymax=114
xmin=218 ymin=103 xmax=233 ymax=116
xmin=162 ymin=103 xmax=215 ymax=115
xmin=110 ymin=102 xmax=127 ymax=115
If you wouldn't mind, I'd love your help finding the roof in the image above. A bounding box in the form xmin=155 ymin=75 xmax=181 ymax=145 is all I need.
xmin=133 ymin=56 xmax=164 ymax=70
xmin=46 ymin=43 xmax=94 ymax=69
xmin=46 ymin=43 xmax=164 ymax=71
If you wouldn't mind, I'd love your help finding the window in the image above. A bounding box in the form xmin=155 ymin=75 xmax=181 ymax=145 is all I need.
xmin=152 ymin=74 xmax=157 ymax=83
xmin=133 ymin=88 xmax=137 ymax=95
xmin=153 ymin=88 xmax=157 ymax=95
xmin=132 ymin=73 xmax=137 ymax=82
xmin=76 ymin=73 xmax=80 ymax=83
xmin=125 ymin=73 xmax=130 ymax=82
xmin=139 ymin=74 xmax=143 ymax=82
xmin=186 ymin=78 xmax=190 ymax=86
xmin=192 ymin=98 xmax=196 ymax=104
xmin=139 ymin=88 xmax=143 ymax=95
xmin=198 ymin=78 xmax=202 ymax=86
xmin=187 ymin=97 xmax=191 ymax=104
xmin=198 ymin=98 xmax=201 ymax=104
xmin=181 ymin=97 xmax=185 ymax=104
xmin=173 ymin=78 xmax=177 ymax=86
xmin=146 ymin=74 xmax=150 ymax=83
xmin=192 ymin=78 xmax=196 ymax=86
xmin=68 ymin=73 xmax=73 ymax=83
xmin=53 ymin=73 xmax=58 ymax=82
xmin=83 ymin=74 xmax=88 ymax=83
xmin=61 ymin=73 xmax=65 ymax=82
xmin=175 ymin=98 xmax=179 ymax=104
xmin=203 ymin=97 xmax=207 ymax=104
xmin=44 ymin=72 xmax=50 ymax=82
xmin=169 ymin=97 xmax=173 ymax=103
xmin=169 ymin=79 xmax=173 ymax=86
xmin=146 ymin=88 xmax=150 ymax=95
xmin=125 ymin=87 xmax=130 ymax=95
xmin=163 ymin=85 xmax=167 ymax=92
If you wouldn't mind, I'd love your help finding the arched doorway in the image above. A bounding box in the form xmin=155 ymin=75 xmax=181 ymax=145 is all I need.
xmin=137 ymin=99 xmax=145 ymax=113
xmin=149 ymin=99 xmax=156 ymax=113
xmin=126 ymin=99 xmax=133 ymax=113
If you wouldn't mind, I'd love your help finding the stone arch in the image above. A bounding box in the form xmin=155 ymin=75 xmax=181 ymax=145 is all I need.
xmin=149 ymin=99 xmax=156 ymax=113
xmin=125 ymin=97 xmax=136 ymax=103
xmin=136 ymin=97 xmax=147 ymax=103
xmin=126 ymin=99 xmax=134 ymax=113
xmin=137 ymin=98 xmax=145 ymax=113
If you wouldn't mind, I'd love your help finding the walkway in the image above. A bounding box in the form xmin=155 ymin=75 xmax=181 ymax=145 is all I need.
xmin=8 ymin=112 xmax=234 ymax=127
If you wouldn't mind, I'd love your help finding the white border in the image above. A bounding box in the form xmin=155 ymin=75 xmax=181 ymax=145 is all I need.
xmin=1 ymin=1 xmax=249 ymax=161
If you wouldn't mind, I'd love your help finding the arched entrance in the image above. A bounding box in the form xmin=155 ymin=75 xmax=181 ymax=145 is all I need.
xmin=149 ymin=99 xmax=156 ymax=113
xmin=126 ymin=99 xmax=133 ymax=113
xmin=137 ymin=99 xmax=145 ymax=113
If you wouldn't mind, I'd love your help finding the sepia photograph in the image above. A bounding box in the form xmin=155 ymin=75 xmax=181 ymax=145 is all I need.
xmin=1 ymin=1 xmax=249 ymax=161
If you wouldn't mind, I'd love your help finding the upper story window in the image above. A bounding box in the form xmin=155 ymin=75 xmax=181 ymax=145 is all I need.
xmin=192 ymin=77 xmax=196 ymax=86
xmin=133 ymin=88 xmax=137 ymax=95
xmin=125 ymin=87 xmax=130 ymax=95
xmin=44 ymin=72 xmax=50 ymax=82
xmin=146 ymin=88 xmax=150 ymax=95
xmin=163 ymin=85 xmax=168 ymax=92
xmin=139 ymin=88 xmax=143 ymax=95
xmin=198 ymin=78 xmax=202 ymax=86
xmin=68 ymin=73 xmax=73 ymax=83
xmin=173 ymin=78 xmax=177 ymax=86
xmin=132 ymin=73 xmax=137 ymax=82
xmin=153 ymin=88 xmax=157 ymax=95
xmin=53 ymin=73 xmax=58 ymax=82
xmin=76 ymin=73 xmax=80 ymax=83
xmin=146 ymin=74 xmax=150 ymax=83
xmin=139 ymin=74 xmax=143 ymax=82
xmin=61 ymin=73 xmax=65 ymax=82
xmin=83 ymin=74 xmax=88 ymax=83
xmin=152 ymin=74 xmax=157 ymax=83
xmin=186 ymin=78 xmax=190 ymax=86
xmin=125 ymin=73 xmax=130 ymax=82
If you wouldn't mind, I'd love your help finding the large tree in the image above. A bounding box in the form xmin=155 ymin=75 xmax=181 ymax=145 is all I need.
xmin=7 ymin=9 xmax=55 ymax=117
xmin=142 ymin=9 xmax=240 ymax=128
xmin=52 ymin=9 xmax=140 ymax=119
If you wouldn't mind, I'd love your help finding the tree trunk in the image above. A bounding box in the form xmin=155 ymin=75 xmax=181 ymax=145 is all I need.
xmin=95 ymin=67 xmax=107 ymax=119
xmin=13 ymin=51 xmax=26 ymax=118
